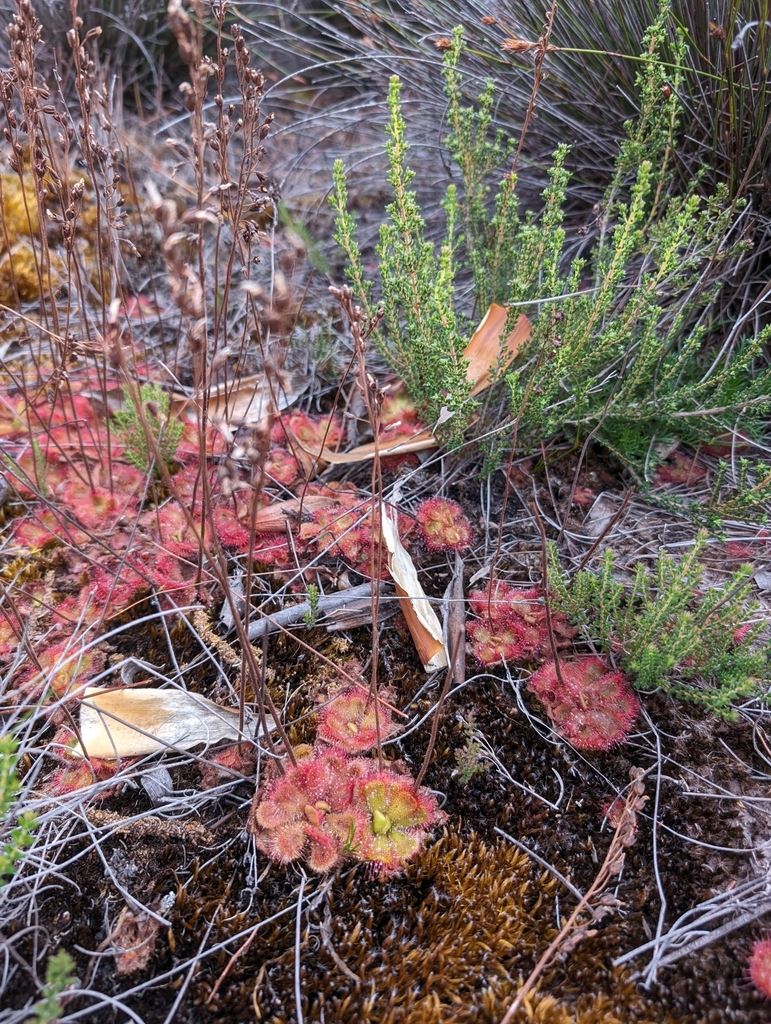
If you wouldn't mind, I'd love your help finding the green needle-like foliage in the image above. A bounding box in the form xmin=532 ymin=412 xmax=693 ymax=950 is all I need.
xmin=332 ymin=4 xmax=770 ymax=463
xmin=280 ymin=0 xmax=770 ymax=322
xmin=0 ymin=733 xmax=36 ymax=883
xmin=29 ymin=950 xmax=76 ymax=1024
xmin=331 ymin=78 xmax=474 ymax=442
xmin=499 ymin=6 xmax=770 ymax=459
xmin=548 ymin=536 xmax=767 ymax=717
xmin=113 ymin=382 xmax=182 ymax=477
xmin=443 ymin=26 xmax=518 ymax=313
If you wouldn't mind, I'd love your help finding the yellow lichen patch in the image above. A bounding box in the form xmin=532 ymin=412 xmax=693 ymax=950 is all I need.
xmin=0 ymin=243 xmax=66 ymax=306
xmin=78 ymin=200 xmax=101 ymax=239
xmin=0 ymin=172 xmax=40 ymax=245
xmin=0 ymin=553 xmax=42 ymax=585
xmin=0 ymin=243 xmax=40 ymax=304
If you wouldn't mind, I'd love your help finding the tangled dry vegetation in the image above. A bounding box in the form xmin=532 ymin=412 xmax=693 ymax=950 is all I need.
xmin=0 ymin=1 xmax=770 ymax=1022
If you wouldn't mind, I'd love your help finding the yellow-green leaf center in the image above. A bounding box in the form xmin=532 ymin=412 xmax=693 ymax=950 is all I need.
xmin=372 ymin=808 xmax=391 ymax=835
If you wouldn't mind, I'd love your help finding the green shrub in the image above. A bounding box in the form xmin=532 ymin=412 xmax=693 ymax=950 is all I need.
xmin=265 ymin=0 xmax=769 ymax=323
xmin=29 ymin=949 xmax=76 ymax=1024
xmin=331 ymin=10 xmax=771 ymax=462
xmin=547 ymin=535 xmax=767 ymax=717
xmin=0 ymin=732 xmax=36 ymax=883
xmin=331 ymin=77 xmax=474 ymax=440
xmin=442 ymin=26 xmax=516 ymax=314
xmin=113 ymin=382 xmax=183 ymax=477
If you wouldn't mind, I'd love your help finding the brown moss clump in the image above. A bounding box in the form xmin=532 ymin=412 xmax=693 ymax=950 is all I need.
xmin=246 ymin=832 xmax=669 ymax=1024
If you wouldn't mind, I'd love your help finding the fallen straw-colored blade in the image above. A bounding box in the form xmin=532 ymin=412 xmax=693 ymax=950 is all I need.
xmin=250 ymin=494 xmax=331 ymax=532
xmin=467 ymin=305 xmax=531 ymax=396
xmin=75 ymin=686 xmax=270 ymax=759
xmin=308 ymin=305 xmax=531 ymax=467
xmin=310 ymin=427 xmax=438 ymax=466
xmin=171 ymin=374 xmax=302 ymax=428
xmin=380 ymin=504 xmax=448 ymax=673
xmin=208 ymin=374 xmax=271 ymax=425
xmin=394 ymin=585 xmax=448 ymax=672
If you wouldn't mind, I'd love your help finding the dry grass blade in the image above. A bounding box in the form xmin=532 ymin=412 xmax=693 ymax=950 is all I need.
xmin=302 ymin=426 xmax=437 ymax=466
xmin=250 ymin=495 xmax=332 ymax=531
xmin=170 ymin=372 xmax=302 ymax=428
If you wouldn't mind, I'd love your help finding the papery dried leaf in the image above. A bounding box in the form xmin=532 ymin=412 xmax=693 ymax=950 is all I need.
xmin=76 ymin=686 xmax=272 ymax=759
xmin=251 ymin=494 xmax=337 ymax=532
xmin=501 ymin=37 xmax=538 ymax=53
xmin=467 ymin=306 xmax=530 ymax=395
xmin=295 ymin=425 xmax=436 ymax=467
xmin=380 ymin=504 xmax=448 ymax=672
xmin=111 ymin=906 xmax=162 ymax=976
